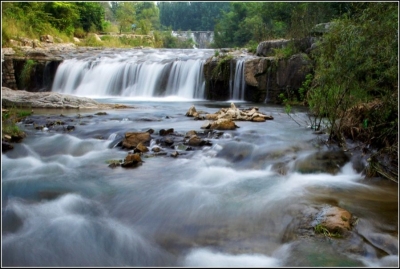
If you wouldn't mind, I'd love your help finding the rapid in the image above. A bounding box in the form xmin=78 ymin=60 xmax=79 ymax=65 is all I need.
xmin=2 ymin=49 xmax=398 ymax=267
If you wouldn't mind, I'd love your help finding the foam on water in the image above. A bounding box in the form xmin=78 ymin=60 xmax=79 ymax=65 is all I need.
xmin=181 ymin=248 xmax=281 ymax=267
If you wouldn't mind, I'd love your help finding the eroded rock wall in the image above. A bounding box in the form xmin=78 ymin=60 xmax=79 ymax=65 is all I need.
xmin=204 ymin=53 xmax=313 ymax=103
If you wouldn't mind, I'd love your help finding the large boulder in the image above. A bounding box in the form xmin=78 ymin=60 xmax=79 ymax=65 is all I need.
xmin=315 ymin=206 xmax=353 ymax=236
xmin=122 ymin=132 xmax=151 ymax=149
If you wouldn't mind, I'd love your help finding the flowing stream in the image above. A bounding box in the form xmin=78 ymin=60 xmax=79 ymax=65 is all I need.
xmin=229 ymin=58 xmax=246 ymax=101
xmin=2 ymin=49 xmax=398 ymax=267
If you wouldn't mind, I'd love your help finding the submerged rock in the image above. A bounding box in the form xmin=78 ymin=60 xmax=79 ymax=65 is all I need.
xmin=294 ymin=150 xmax=350 ymax=175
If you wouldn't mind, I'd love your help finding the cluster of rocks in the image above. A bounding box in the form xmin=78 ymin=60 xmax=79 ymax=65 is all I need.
xmin=185 ymin=102 xmax=274 ymax=130
xmin=109 ymin=127 xmax=217 ymax=168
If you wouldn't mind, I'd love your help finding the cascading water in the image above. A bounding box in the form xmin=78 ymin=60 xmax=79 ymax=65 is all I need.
xmin=51 ymin=49 xmax=214 ymax=100
xmin=229 ymin=58 xmax=246 ymax=101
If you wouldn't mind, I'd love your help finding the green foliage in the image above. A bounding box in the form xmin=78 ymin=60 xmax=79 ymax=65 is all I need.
xmin=314 ymin=223 xmax=342 ymax=238
xmin=74 ymin=27 xmax=86 ymax=38
xmin=79 ymin=34 xmax=103 ymax=47
xmin=2 ymin=106 xmax=32 ymax=138
xmin=1 ymin=2 xmax=105 ymax=42
xmin=213 ymin=2 xmax=345 ymax=48
xmin=299 ymin=73 xmax=313 ymax=102
xmin=246 ymin=40 xmax=259 ymax=54
xmin=115 ymin=2 xmax=136 ymax=34
xmin=43 ymin=2 xmax=79 ymax=35
xmin=211 ymin=54 xmax=233 ymax=80
xmin=308 ymin=2 xmax=398 ymax=146
xmin=75 ymin=2 xmax=105 ymax=32
xmin=158 ymin=2 xmax=229 ymax=31
xmin=20 ymin=60 xmax=36 ymax=89
xmin=273 ymin=45 xmax=294 ymax=60
xmin=152 ymin=30 xmax=195 ymax=49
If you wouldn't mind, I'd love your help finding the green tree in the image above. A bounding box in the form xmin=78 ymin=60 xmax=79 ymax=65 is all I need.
xmin=43 ymin=2 xmax=79 ymax=35
xmin=115 ymin=2 xmax=136 ymax=34
xmin=75 ymin=2 xmax=105 ymax=32
xmin=308 ymin=2 xmax=398 ymax=147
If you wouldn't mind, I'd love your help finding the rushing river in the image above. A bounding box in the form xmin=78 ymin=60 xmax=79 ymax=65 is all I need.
xmin=2 ymin=49 xmax=398 ymax=267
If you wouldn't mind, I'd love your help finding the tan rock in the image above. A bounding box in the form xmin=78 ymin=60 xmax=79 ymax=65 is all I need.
xmin=122 ymin=132 xmax=151 ymax=149
xmin=185 ymin=130 xmax=197 ymax=137
xmin=121 ymin=153 xmax=142 ymax=168
xmin=205 ymin=114 xmax=218 ymax=120
xmin=135 ymin=142 xmax=149 ymax=153
xmin=252 ymin=116 xmax=266 ymax=122
xmin=210 ymin=118 xmax=237 ymax=130
xmin=185 ymin=105 xmax=197 ymax=117
xmin=320 ymin=206 xmax=352 ymax=235
xmin=188 ymin=135 xmax=203 ymax=146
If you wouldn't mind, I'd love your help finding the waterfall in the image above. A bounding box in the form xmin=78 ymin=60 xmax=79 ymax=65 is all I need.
xmin=51 ymin=50 xmax=212 ymax=99
xmin=229 ymin=58 xmax=246 ymax=101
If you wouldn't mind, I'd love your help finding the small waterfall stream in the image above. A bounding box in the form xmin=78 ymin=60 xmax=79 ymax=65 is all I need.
xmin=229 ymin=58 xmax=246 ymax=101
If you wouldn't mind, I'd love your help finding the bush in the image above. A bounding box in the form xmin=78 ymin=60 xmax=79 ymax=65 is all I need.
xmin=246 ymin=40 xmax=259 ymax=54
xmin=74 ymin=27 xmax=86 ymax=38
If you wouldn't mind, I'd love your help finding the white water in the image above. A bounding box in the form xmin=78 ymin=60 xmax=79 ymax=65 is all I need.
xmin=229 ymin=58 xmax=246 ymax=101
xmin=52 ymin=49 xmax=213 ymax=99
xmin=2 ymin=101 xmax=398 ymax=267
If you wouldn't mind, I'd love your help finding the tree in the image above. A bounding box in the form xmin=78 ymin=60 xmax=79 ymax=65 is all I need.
xmin=75 ymin=2 xmax=105 ymax=32
xmin=115 ymin=2 xmax=136 ymax=34
xmin=43 ymin=2 xmax=79 ymax=35
xmin=308 ymin=2 xmax=398 ymax=147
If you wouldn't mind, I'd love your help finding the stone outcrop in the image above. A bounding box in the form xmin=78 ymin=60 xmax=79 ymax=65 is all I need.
xmin=203 ymin=50 xmax=313 ymax=103
xmin=1 ymin=87 xmax=130 ymax=109
xmin=2 ymin=49 xmax=18 ymax=90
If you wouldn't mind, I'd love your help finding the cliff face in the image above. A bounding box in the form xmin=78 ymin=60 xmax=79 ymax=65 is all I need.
xmin=203 ymin=52 xmax=313 ymax=103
